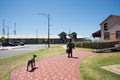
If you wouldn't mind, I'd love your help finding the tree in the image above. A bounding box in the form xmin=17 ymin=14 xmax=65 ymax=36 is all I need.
xmin=68 ymin=32 xmax=77 ymax=42
xmin=1 ymin=36 xmax=5 ymax=43
xmin=58 ymin=32 xmax=67 ymax=43
xmin=71 ymin=32 xmax=77 ymax=39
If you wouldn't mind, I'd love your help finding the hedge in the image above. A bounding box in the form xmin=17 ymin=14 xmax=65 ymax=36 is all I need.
xmin=75 ymin=41 xmax=119 ymax=49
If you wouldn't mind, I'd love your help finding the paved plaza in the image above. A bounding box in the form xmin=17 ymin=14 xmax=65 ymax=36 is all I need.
xmin=10 ymin=50 xmax=94 ymax=80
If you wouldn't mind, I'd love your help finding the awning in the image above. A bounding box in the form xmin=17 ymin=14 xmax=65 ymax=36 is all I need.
xmin=92 ymin=30 xmax=101 ymax=38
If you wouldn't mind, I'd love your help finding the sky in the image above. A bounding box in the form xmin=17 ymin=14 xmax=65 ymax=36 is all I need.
xmin=0 ymin=0 xmax=120 ymax=37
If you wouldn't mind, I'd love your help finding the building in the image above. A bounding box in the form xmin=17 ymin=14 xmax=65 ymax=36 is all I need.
xmin=0 ymin=35 xmax=85 ymax=44
xmin=92 ymin=14 xmax=120 ymax=42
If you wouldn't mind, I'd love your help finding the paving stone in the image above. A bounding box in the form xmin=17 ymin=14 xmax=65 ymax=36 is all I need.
xmin=10 ymin=50 xmax=94 ymax=80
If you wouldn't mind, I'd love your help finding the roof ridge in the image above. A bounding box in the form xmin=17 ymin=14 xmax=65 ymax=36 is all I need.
xmin=100 ymin=14 xmax=120 ymax=25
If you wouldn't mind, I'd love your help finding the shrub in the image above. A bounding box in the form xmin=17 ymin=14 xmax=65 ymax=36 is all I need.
xmin=75 ymin=41 xmax=117 ymax=49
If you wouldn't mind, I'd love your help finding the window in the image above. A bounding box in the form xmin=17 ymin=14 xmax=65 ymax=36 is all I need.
xmin=104 ymin=23 xmax=108 ymax=31
xmin=116 ymin=31 xmax=120 ymax=39
xmin=104 ymin=32 xmax=110 ymax=40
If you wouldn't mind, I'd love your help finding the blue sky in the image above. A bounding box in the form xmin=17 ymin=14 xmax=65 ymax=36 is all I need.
xmin=0 ymin=0 xmax=120 ymax=37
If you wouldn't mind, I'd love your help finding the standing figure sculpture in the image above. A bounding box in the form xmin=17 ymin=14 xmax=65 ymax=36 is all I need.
xmin=66 ymin=39 xmax=75 ymax=58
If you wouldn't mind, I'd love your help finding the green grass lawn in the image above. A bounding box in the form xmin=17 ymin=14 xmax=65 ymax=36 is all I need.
xmin=79 ymin=51 xmax=120 ymax=80
xmin=0 ymin=45 xmax=65 ymax=80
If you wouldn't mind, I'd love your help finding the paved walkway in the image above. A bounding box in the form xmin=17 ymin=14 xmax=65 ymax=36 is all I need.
xmin=10 ymin=50 xmax=94 ymax=80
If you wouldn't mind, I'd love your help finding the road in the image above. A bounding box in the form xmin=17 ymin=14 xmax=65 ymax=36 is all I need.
xmin=0 ymin=44 xmax=47 ymax=59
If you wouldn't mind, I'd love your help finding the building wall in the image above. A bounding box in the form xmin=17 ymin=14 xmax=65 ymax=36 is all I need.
xmin=0 ymin=35 xmax=85 ymax=44
xmin=7 ymin=38 xmax=62 ymax=44
xmin=110 ymin=33 xmax=116 ymax=41
xmin=0 ymin=37 xmax=86 ymax=44
xmin=101 ymin=15 xmax=120 ymax=42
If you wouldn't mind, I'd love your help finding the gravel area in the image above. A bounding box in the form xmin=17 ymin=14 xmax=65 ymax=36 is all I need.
xmin=101 ymin=64 xmax=120 ymax=75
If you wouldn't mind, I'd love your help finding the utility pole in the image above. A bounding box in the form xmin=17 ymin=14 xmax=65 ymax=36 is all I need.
xmin=14 ymin=23 xmax=16 ymax=35
xmin=36 ymin=29 xmax=38 ymax=44
xmin=7 ymin=27 xmax=9 ymax=42
xmin=3 ymin=19 xmax=5 ymax=35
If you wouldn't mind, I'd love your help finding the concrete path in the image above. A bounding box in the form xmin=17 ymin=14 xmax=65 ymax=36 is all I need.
xmin=10 ymin=50 xmax=94 ymax=80
xmin=0 ymin=44 xmax=46 ymax=59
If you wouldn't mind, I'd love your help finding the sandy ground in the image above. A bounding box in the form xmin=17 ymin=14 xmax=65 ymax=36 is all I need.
xmin=101 ymin=64 xmax=120 ymax=75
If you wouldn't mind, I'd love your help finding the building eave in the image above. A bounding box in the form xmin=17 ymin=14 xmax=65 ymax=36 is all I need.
xmin=92 ymin=30 xmax=101 ymax=38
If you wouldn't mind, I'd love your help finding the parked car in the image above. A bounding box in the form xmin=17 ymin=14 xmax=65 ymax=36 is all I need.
xmin=13 ymin=41 xmax=24 ymax=46
xmin=20 ymin=42 xmax=24 ymax=46
xmin=2 ymin=42 xmax=16 ymax=47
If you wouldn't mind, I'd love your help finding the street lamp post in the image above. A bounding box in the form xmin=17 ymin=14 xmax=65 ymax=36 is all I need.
xmin=38 ymin=13 xmax=50 ymax=48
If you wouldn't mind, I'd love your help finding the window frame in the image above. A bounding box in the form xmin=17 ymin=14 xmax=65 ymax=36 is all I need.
xmin=104 ymin=32 xmax=110 ymax=40
xmin=104 ymin=23 xmax=108 ymax=31
xmin=116 ymin=31 xmax=120 ymax=39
